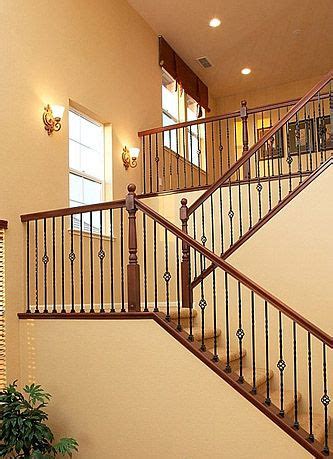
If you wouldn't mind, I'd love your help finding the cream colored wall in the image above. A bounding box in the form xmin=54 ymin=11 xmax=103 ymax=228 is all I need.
xmin=19 ymin=319 xmax=310 ymax=458
xmin=217 ymin=75 xmax=323 ymax=113
xmin=229 ymin=165 xmax=333 ymax=336
xmin=1 ymin=0 xmax=162 ymax=381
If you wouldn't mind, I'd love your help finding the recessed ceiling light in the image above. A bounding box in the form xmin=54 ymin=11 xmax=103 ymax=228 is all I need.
xmin=209 ymin=18 xmax=221 ymax=28
xmin=241 ymin=68 xmax=251 ymax=75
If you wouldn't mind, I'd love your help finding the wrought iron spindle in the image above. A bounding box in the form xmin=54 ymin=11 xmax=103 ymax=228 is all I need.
xmin=34 ymin=219 xmax=39 ymax=313
xmin=163 ymin=228 xmax=171 ymax=320
xmin=26 ymin=221 xmax=31 ymax=313
xmin=99 ymin=210 xmax=105 ymax=313
xmin=264 ymin=301 xmax=271 ymax=405
xmin=69 ymin=215 xmax=75 ymax=313
xmin=176 ymin=129 xmax=180 ymax=190
xmin=236 ymin=282 xmax=244 ymax=383
xmin=267 ymin=137 xmax=273 ymax=211
xmin=295 ymin=112 xmax=303 ymax=184
xmin=286 ymin=120 xmax=293 ymax=192
xmin=321 ymin=343 xmax=330 ymax=455
xmin=277 ymin=311 xmax=286 ymax=416
xmin=251 ymin=291 xmax=257 ymax=393
xmin=224 ymin=272 xmax=231 ymax=372
xmin=204 ymin=123 xmax=208 ymax=185
xmin=293 ymin=321 xmax=299 ymax=429
xmin=307 ymin=332 xmax=314 ymax=442
xmin=197 ymin=124 xmax=201 ymax=186
xmin=155 ymin=133 xmax=159 ymax=192
xmin=61 ymin=216 xmax=65 ymax=313
xmin=52 ymin=217 xmax=56 ymax=313
xmin=211 ymin=121 xmax=216 ymax=182
xmin=149 ymin=134 xmax=153 ymax=193
xmin=162 ymin=130 xmax=166 ymax=191
xmin=153 ymin=220 xmax=158 ymax=312
xmin=189 ymin=125 xmax=194 ymax=187
xmin=142 ymin=136 xmax=146 ymax=194
xmin=176 ymin=237 xmax=181 ymax=331
xmin=218 ymin=119 xmax=223 ymax=177
xmin=228 ymin=180 xmax=234 ymax=246
xmin=219 ymin=187 xmax=225 ymax=255
xmin=199 ymin=253 xmax=207 ymax=352
xmin=182 ymin=127 xmax=187 ymax=188
xmin=143 ymin=213 xmax=148 ymax=312
xmin=43 ymin=218 xmax=48 ymax=313
xmin=210 ymin=195 xmax=218 ymax=361
xmin=89 ymin=212 xmax=94 ymax=313
xmin=120 ymin=207 xmax=125 ymax=312
xmin=79 ymin=214 xmax=84 ymax=313
xmin=110 ymin=209 xmax=115 ymax=312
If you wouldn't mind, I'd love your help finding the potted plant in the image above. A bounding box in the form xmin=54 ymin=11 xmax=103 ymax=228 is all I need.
xmin=0 ymin=381 xmax=78 ymax=458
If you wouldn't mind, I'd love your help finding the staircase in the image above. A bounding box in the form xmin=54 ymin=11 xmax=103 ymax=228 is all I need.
xmin=18 ymin=71 xmax=333 ymax=458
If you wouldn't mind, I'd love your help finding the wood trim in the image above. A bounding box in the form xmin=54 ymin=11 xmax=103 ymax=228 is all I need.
xmin=188 ymin=70 xmax=333 ymax=216
xmin=0 ymin=220 xmax=8 ymax=230
xmin=17 ymin=309 xmax=330 ymax=458
xmin=135 ymin=198 xmax=333 ymax=347
xmin=20 ymin=199 xmax=126 ymax=222
xmin=191 ymin=157 xmax=333 ymax=288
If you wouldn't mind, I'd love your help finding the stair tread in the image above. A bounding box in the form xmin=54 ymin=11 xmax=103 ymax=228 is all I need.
xmin=269 ymin=390 xmax=301 ymax=414
xmin=298 ymin=413 xmax=332 ymax=443
xmin=206 ymin=346 xmax=246 ymax=364
xmin=169 ymin=309 xmax=198 ymax=320
xmin=184 ymin=327 xmax=222 ymax=341
xmin=239 ymin=367 xmax=274 ymax=388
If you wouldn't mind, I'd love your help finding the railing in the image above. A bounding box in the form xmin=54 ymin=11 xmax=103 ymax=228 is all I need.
xmin=20 ymin=187 xmax=331 ymax=457
xmin=183 ymin=71 xmax=333 ymax=283
xmin=139 ymin=99 xmax=298 ymax=195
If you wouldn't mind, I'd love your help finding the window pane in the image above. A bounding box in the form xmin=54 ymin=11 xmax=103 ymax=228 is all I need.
xmin=69 ymin=111 xmax=81 ymax=142
xmin=69 ymin=173 xmax=83 ymax=203
xmin=162 ymin=84 xmax=178 ymax=120
xmin=69 ymin=140 xmax=81 ymax=171
xmin=80 ymin=117 xmax=103 ymax=151
xmin=83 ymin=178 xmax=101 ymax=205
xmin=81 ymin=145 xmax=104 ymax=180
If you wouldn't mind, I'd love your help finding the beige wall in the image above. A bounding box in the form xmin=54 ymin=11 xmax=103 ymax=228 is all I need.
xmin=1 ymin=0 xmax=163 ymax=381
xmin=19 ymin=319 xmax=310 ymax=458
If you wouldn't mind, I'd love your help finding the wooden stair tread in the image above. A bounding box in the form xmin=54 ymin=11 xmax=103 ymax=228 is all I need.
xmin=298 ymin=413 xmax=332 ymax=443
xmin=269 ymin=390 xmax=301 ymax=414
xmin=185 ymin=327 xmax=222 ymax=341
xmin=240 ymin=367 xmax=274 ymax=388
xmin=169 ymin=309 xmax=198 ymax=320
xmin=206 ymin=346 xmax=246 ymax=364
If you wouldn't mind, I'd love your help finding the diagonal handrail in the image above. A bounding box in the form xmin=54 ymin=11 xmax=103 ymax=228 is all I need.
xmin=188 ymin=69 xmax=333 ymax=216
xmin=135 ymin=198 xmax=333 ymax=348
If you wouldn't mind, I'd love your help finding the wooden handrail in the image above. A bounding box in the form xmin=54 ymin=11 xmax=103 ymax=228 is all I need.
xmin=135 ymin=198 xmax=333 ymax=348
xmin=188 ymin=69 xmax=333 ymax=216
xmin=20 ymin=199 xmax=125 ymax=222
xmin=0 ymin=220 xmax=8 ymax=230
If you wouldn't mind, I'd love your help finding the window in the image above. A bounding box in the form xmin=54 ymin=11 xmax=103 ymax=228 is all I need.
xmin=69 ymin=109 xmax=105 ymax=231
xmin=161 ymin=70 xmax=205 ymax=168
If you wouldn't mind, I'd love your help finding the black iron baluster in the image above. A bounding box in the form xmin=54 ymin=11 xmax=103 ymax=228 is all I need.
xmin=236 ymin=281 xmax=244 ymax=383
xmin=163 ymin=228 xmax=171 ymax=320
xmin=293 ymin=321 xmax=299 ymax=429
xmin=247 ymin=157 xmax=253 ymax=230
xmin=199 ymin=253 xmax=207 ymax=352
xmin=226 ymin=118 xmax=231 ymax=169
xmin=277 ymin=109 xmax=283 ymax=202
xmin=176 ymin=129 xmax=180 ymax=189
xmin=34 ymin=219 xmax=39 ymax=313
xmin=197 ymin=124 xmax=201 ymax=186
xmin=307 ymin=332 xmax=314 ymax=442
xmin=192 ymin=212 xmax=198 ymax=279
xmin=256 ymin=151 xmax=263 ymax=221
xmin=295 ymin=112 xmax=303 ymax=184
xmin=52 ymin=217 xmax=56 ymax=313
xmin=201 ymin=203 xmax=207 ymax=256
xmin=269 ymin=110 xmax=275 ymax=177
xmin=26 ymin=221 xmax=31 ymax=313
xmin=218 ymin=120 xmax=223 ymax=177
xmin=69 ymin=215 xmax=75 ymax=313
xmin=253 ymin=113 xmax=258 ymax=179
xmin=211 ymin=121 xmax=216 ymax=182
xmin=99 ymin=210 xmax=105 ymax=313
xmin=204 ymin=123 xmax=208 ymax=185
xmin=318 ymin=94 xmax=324 ymax=165
xmin=237 ymin=165 xmax=243 ymax=238
xmin=219 ymin=187 xmax=225 ymax=255
xmin=182 ymin=127 xmax=187 ymax=188
xmin=120 ymin=207 xmax=125 ymax=312
xmin=61 ymin=216 xmax=65 ymax=313
xmin=321 ymin=343 xmax=330 ymax=455
xmin=224 ymin=272 xmax=231 ymax=372
xmin=277 ymin=311 xmax=286 ymax=416
xmin=155 ymin=133 xmax=159 ymax=192
xmin=162 ymin=130 xmax=166 ymax=191
xmin=188 ymin=247 xmax=194 ymax=342
xmin=142 ymin=136 xmax=146 ymax=194
xmin=264 ymin=301 xmax=271 ymax=405
xmin=267 ymin=137 xmax=273 ymax=211
xmin=43 ymin=218 xmax=48 ymax=313
xmin=110 ymin=209 xmax=115 ymax=312
xmin=304 ymin=104 xmax=310 ymax=172
xmin=286 ymin=120 xmax=293 ymax=192
xmin=89 ymin=212 xmax=94 ymax=313
xmin=149 ymin=134 xmax=153 ymax=193
xmin=153 ymin=220 xmax=158 ymax=312
xmin=176 ymin=237 xmax=181 ymax=331
xmin=251 ymin=291 xmax=257 ymax=393
xmin=79 ymin=214 xmax=84 ymax=313
xmin=189 ymin=126 xmax=194 ymax=187
xmin=211 ymin=195 xmax=218 ymax=361
xmin=228 ymin=179 xmax=234 ymax=246
xmin=312 ymin=99 xmax=319 ymax=169
xmin=143 ymin=213 xmax=148 ymax=312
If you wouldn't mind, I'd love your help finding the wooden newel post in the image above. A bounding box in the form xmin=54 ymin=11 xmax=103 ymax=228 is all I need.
xmin=180 ymin=198 xmax=191 ymax=309
xmin=240 ymin=99 xmax=250 ymax=179
xmin=126 ymin=183 xmax=141 ymax=312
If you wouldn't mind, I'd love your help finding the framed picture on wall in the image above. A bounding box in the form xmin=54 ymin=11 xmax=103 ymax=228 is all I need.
xmin=316 ymin=115 xmax=333 ymax=151
xmin=257 ymin=126 xmax=284 ymax=160
xmin=287 ymin=119 xmax=315 ymax=155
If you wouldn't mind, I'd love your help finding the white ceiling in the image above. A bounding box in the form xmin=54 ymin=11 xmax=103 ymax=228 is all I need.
xmin=127 ymin=0 xmax=333 ymax=98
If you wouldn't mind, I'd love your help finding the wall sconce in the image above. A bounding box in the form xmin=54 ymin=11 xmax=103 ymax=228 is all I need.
xmin=43 ymin=104 xmax=65 ymax=135
xmin=122 ymin=146 xmax=139 ymax=170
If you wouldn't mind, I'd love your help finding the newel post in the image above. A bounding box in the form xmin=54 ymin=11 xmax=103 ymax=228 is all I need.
xmin=126 ymin=183 xmax=141 ymax=312
xmin=180 ymin=198 xmax=191 ymax=309
xmin=240 ymin=99 xmax=250 ymax=178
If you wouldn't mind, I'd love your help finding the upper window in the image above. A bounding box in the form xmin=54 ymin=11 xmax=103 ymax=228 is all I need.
xmin=69 ymin=109 xmax=105 ymax=208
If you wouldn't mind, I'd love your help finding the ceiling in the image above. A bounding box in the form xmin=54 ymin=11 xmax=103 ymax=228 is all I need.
xmin=127 ymin=0 xmax=333 ymax=98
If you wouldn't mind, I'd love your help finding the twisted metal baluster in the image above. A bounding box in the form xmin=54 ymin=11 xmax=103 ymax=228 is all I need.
xmin=277 ymin=311 xmax=286 ymax=416
xmin=321 ymin=343 xmax=330 ymax=455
